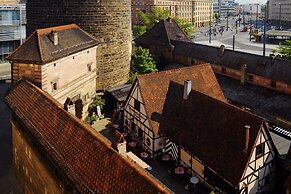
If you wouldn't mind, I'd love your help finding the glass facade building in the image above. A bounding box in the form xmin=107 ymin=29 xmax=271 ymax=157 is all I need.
xmin=0 ymin=3 xmax=26 ymax=63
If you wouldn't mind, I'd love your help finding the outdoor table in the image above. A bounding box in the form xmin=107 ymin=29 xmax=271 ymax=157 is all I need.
xmin=128 ymin=141 xmax=137 ymax=148
xmin=174 ymin=167 xmax=185 ymax=174
xmin=162 ymin=154 xmax=170 ymax=161
xmin=140 ymin=152 xmax=149 ymax=158
xmin=190 ymin=176 xmax=199 ymax=184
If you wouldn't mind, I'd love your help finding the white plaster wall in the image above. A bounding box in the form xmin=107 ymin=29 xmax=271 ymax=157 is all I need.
xmin=41 ymin=46 xmax=97 ymax=104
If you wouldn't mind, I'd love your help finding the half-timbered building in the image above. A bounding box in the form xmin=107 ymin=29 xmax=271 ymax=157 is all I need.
xmin=123 ymin=64 xmax=227 ymax=158
xmin=5 ymin=79 xmax=171 ymax=194
xmin=159 ymin=81 xmax=278 ymax=193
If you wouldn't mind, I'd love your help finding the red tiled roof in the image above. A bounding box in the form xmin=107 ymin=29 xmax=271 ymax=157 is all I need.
xmin=5 ymin=79 xmax=171 ymax=194
xmin=137 ymin=64 xmax=227 ymax=135
xmin=134 ymin=18 xmax=191 ymax=47
xmin=7 ymin=24 xmax=98 ymax=64
xmin=160 ymin=81 xmax=265 ymax=186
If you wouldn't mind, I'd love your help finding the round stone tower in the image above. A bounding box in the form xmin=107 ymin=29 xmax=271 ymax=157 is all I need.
xmin=26 ymin=0 xmax=131 ymax=90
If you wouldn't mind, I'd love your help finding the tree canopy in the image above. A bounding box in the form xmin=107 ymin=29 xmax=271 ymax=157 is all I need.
xmin=131 ymin=46 xmax=158 ymax=75
xmin=273 ymin=40 xmax=291 ymax=60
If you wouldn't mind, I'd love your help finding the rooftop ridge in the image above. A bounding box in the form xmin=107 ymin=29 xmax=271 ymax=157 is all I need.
xmin=137 ymin=63 xmax=211 ymax=80
xmin=5 ymin=79 xmax=171 ymax=193
xmin=6 ymin=30 xmax=37 ymax=61
xmin=171 ymin=80 xmax=264 ymax=122
xmin=37 ymin=24 xmax=78 ymax=35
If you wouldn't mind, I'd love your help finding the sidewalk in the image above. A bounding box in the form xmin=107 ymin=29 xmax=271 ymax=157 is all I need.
xmin=0 ymin=62 xmax=11 ymax=80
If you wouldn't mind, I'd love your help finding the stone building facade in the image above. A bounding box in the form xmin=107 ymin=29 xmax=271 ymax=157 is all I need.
xmin=269 ymin=0 xmax=291 ymax=27
xmin=7 ymin=24 xmax=98 ymax=119
xmin=132 ymin=0 xmax=213 ymax=27
xmin=26 ymin=0 xmax=132 ymax=90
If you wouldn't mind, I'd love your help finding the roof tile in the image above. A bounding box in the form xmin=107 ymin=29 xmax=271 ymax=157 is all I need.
xmin=5 ymin=79 xmax=171 ymax=194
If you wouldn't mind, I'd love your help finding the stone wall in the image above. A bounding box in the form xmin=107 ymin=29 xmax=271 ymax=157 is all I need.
xmin=26 ymin=0 xmax=132 ymax=90
xmin=12 ymin=119 xmax=68 ymax=194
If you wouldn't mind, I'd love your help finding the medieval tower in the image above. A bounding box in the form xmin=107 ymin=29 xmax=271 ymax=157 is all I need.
xmin=26 ymin=0 xmax=131 ymax=90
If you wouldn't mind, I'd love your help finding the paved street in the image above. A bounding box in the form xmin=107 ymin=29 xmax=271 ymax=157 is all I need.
xmin=193 ymin=18 xmax=277 ymax=56
xmin=0 ymin=63 xmax=11 ymax=80
xmin=0 ymin=82 xmax=21 ymax=194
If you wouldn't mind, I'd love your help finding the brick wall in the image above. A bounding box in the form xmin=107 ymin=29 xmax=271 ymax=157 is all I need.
xmin=26 ymin=0 xmax=132 ymax=90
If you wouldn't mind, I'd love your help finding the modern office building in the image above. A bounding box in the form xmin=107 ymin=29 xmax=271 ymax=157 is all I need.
xmin=213 ymin=0 xmax=221 ymax=15
xmin=241 ymin=4 xmax=262 ymax=16
xmin=269 ymin=0 xmax=291 ymax=27
xmin=0 ymin=2 xmax=26 ymax=63
xmin=220 ymin=0 xmax=236 ymax=17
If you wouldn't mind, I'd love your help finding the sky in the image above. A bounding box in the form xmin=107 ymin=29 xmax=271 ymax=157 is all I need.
xmin=236 ymin=0 xmax=267 ymax=4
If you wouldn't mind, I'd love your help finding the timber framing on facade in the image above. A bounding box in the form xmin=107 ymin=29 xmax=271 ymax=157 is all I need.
xmin=123 ymin=65 xmax=278 ymax=193
xmin=123 ymin=64 xmax=227 ymax=158
xmin=5 ymin=79 xmax=171 ymax=194
xmin=161 ymin=81 xmax=278 ymax=193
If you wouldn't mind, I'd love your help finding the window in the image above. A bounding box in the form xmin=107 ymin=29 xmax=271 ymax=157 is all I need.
xmin=87 ymin=63 xmax=92 ymax=72
xmin=256 ymin=143 xmax=265 ymax=158
xmin=51 ymin=81 xmax=58 ymax=92
xmin=134 ymin=99 xmax=140 ymax=111
xmin=146 ymin=138 xmax=151 ymax=146
xmin=54 ymin=63 xmax=56 ymax=67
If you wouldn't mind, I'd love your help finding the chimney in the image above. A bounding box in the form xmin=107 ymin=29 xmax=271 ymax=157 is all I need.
xmin=183 ymin=80 xmax=191 ymax=100
xmin=244 ymin=125 xmax=250 ymax=153
xmin=167 ymin=16 xmax=172 ymax=24
xmin=50 ymin=30 xmax=58 ymax=46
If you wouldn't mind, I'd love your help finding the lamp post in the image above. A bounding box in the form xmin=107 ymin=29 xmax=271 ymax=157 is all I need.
xmin=256 ymin=3 xmax=259 ymax=29
xmin=263 ymin=2 xmax=268 ymax=57
xmin=279 ymin=3 xmax=282 ymax=28
xmin=226 ymin=4 xmax=229 ymax=31
xmin=209 ymin=4 xmax=212 ymax=44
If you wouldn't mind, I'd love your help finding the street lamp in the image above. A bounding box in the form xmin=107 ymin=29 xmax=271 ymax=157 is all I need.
xmin=263 ymin=1 xmax=268 ymax=57
xmin=226 ymin=4 xmax=229 ymax=31
xmin=209 ymin=4 xmax=212 ymax=44
xmin=279 ymin=3 xmax=282 ymax=28
xmin=256 ymin=3 xmax=259 ymax=29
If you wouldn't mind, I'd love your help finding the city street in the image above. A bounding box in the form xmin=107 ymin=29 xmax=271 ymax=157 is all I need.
xmin=193 ymin=18 xmax=277 ymax=56
xmin=0 ymin=63 xmax=11 ymax=80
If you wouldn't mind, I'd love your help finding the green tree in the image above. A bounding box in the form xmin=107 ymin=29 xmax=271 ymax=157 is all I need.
xmin=133 ymin=25 xmax=147 ymax=39
xmin=273 ymin=40 xmax=291 ymax=60
xmin=131 ymin=46 xmax=157 ymax=75
xmin=133 ymin=7 xmax=194 ymax=39
xmin=173 ymin=17 xmax=195 ymax=39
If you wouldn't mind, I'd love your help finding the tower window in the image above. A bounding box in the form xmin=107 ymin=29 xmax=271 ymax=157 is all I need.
xmin=134 ymin=99 xmax=140 ymax=111
xmin=256 ymin=143 xmax=265 ymax=158
xmin=87 ymin=63 xmax=92 ymax=72
xmin=51 ymin=82 xmax=58 ymax=92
